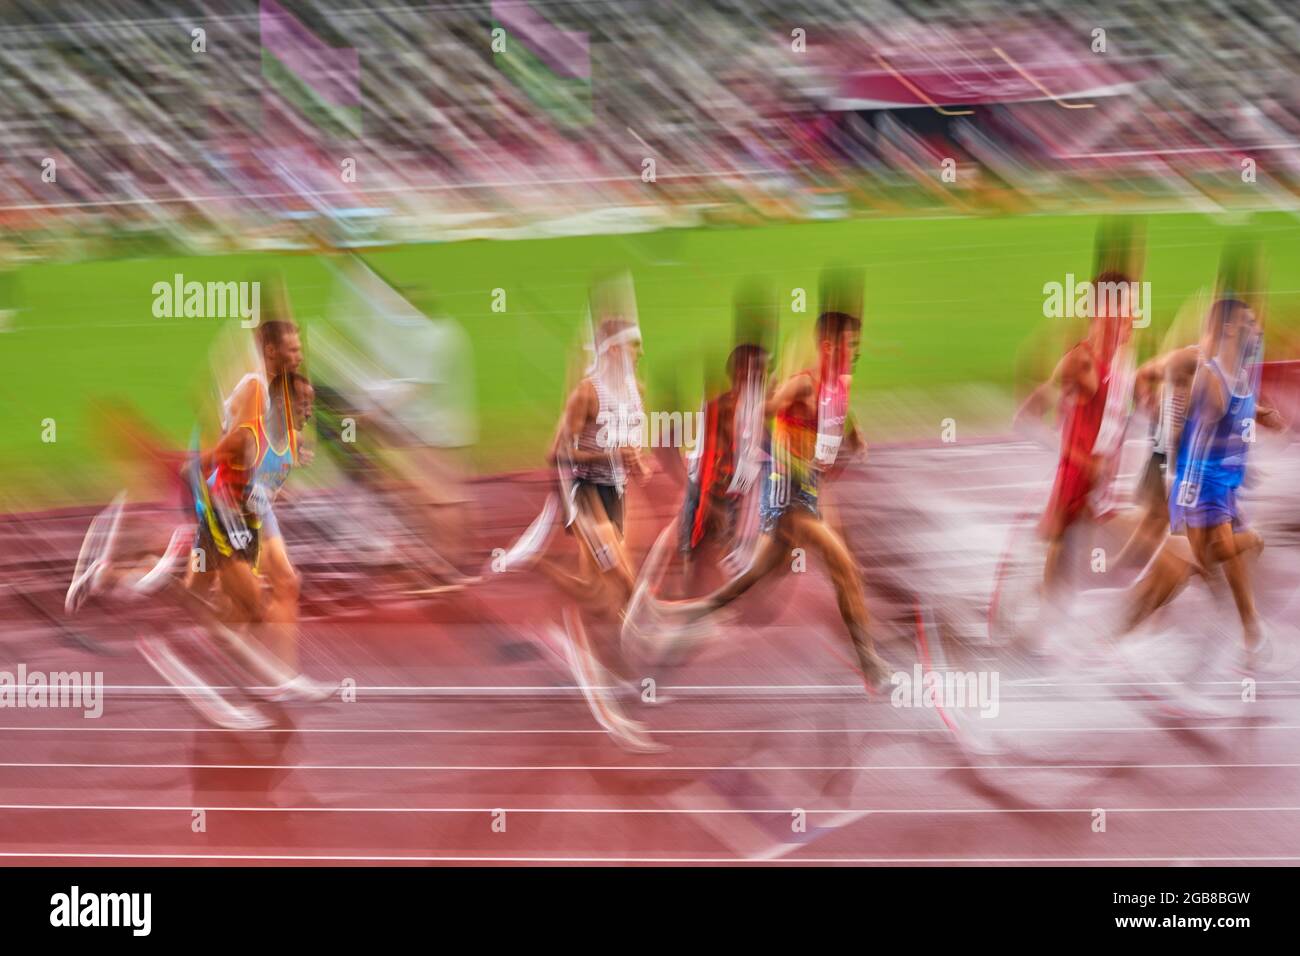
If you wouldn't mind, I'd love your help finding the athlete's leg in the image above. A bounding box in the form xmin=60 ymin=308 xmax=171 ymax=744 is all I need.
xmin=1112 ymin=505 xmax=1168 ymax=572
xmin=537 ymin=516 xmax=632 ymax=609
xmin=1120 ymin=536 xmax=1195 ymax=635
xmin=536 ymin=554 xmax=599 ymax=602
xmin=567 ymin=485 xmax=636 ymax=605
xmin=1196 ymin=523 xmax=1262 ymax=646
xmin=1042 ymin=533 xmax=1068 ymax=595
xmin=258 ymin=534 xmax=300 ymax=670
xmin=557 ymin=604 xmax=662 ymax=753
xmin=680 ymin=528 xmax=788 ymax=618
xmin=1114 ymin=455 xmax=1171 ymax=571
xmin=559 ymin=487 xmax=641 ymax=679
xmin=1042 ymin=495 xmax=1094 ymax=596
xmin=214 ymin=560 xmax=263 ymax=628
xmin=787 ymin=508 xmax=889 ymax=686
xmin=206 ymin=559 xmax=329 ymax=693
xmin=1234 ymin=529 xmax=1264 ymax=556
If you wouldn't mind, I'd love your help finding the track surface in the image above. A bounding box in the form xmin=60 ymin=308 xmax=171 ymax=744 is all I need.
xmin=3 ymin=434 xmax=1300 ymax=866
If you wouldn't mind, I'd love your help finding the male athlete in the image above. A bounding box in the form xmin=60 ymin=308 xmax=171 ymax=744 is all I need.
xmin=64 ymin=310 xmax=302 ymax=624
xmin=642 ymin=302 xmax=890 ymax=689
xmin=1119 ymin=298 xmax=1284 ymax=666
xmin=495 ymin=273 xmax=659 ymax=750
xmin=676 ymin=283 xmax=777 ymax=581
xmin=170 ymin=369 xmax=333 ymax=703
xmin=1116 ymin=245 xmax=1270 ymax=575
xmin=219 ymin=306 xmax=307 ymax=670
xmin=1015 ymin=270 xmax=1136 ymax=598
xmin=1112 ymin=310 xmax=1212 ymax=572
xmin=618 ymin=287 xmax=776 ymax=670
xmin=678 ymin=342 xmax=770 ymax=574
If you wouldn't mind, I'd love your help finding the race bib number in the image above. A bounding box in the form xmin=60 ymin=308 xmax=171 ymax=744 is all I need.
xmin=246 ymin=481 xmax=273 ymax=517
xmin=770 ymin=471 xmax=791 ymax=508
xmin=814 ymin=433 xmax=841 ymax=467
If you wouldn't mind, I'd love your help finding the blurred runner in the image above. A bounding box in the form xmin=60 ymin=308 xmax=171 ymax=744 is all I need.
xmin=207 ymin=300 xmax=310 ymax=675
xmin=640 ymin=270 xmax=891 ymax=689
xmin=184 ymin=369 xmax=333 ymax=697
xmin=496 ymin=272 xmax=661 ymax=752
xmin=620 ymin=282 xmax=775 ymax=667
xmin=1119 ymin=297 xmax=1284 ymax=668
xmin=678 ymin=282 xmax=776 ymax=581
xmin=1113 ymin=290 xmax=1215 ymax=572
xmin=1014 ymin=269 xmax=1136 ymax=599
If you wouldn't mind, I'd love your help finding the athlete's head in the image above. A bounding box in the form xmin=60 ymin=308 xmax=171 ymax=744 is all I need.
xmin=815 ymin=310 xmax=861 ymax=372
xmin=595 ymin=317 xmax=642 ymax=370
xmin=258 ymin=320 xmax=302 ymax=376
xmin=270 ymin=371 xmax=314 ymax=430
xmin=1206 ymin=298 xmax=1258 ymax=360
xmin=1090 ymin=270 xmax=1133 ymax=364
xmin=586 ymin=268 xmax=643 ymax=407
xmin=726 ymin=344 xmax=769 ymax=389
xmin=815 ymin=264 xmax=864 ymax=378
xmin=290 ymin=373 xmax=314 ymax=426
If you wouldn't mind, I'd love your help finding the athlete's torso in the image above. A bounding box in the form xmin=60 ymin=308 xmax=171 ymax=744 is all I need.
xmin=1059 ymin=342 xmax=1111 ymax=468
xmin=208 ymin=412 xmax=297 ymax=516
xmin=573 ymin=375 xmax=643 ymax=488
xmin=1175 ymin=358 xmax=1256 ymax=491
xmin=773 ymin=371 xmax=820 ymax=470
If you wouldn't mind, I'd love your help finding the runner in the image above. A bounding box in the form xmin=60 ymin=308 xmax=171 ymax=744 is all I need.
xmin=619 ymin=283 xmax=777 ymax=667
xmin=494 ymin=273 xmax=661 ymax=752
xmin=637 ymin=294 xmax=891 ymax=690
xmin=66 ymin=370 xmax=330 ymax=727
xmin=1111 ymin=310 xmax=1209 ymax=573
xmin=168 ymin=369 xmax=332 ymax=697
xmin=678 ymin=341 xmax=770 ymax=579
xmin=1014 ymin=269 xmax=1137 ymax=599
xmin=1118 ymin=297 xmax=1285 ymax=668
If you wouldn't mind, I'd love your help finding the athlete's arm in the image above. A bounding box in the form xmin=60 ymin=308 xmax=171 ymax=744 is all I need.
xmin=1160 ymin=346 xmax=1200 ymax=462
xmin=1134 ymin=355 xmax=1165 ymax=415
xmin=548 ymin=380 xmax=604 ymax=466
xmin=841 ymin=414 xmax=867 ymax=461
xmin=226 ymin=377 xmax=265 ymax=432
xmin=764 ymin=371 xmax=812 ymax=419
xmin=1013 ymin=347 xmax=1075 ymax=427
xmin=1166 ymin=346 xmax=1199 ymax=390
xmin=1256 ymin=404 xmax=1288 ymax=432
xmin=201 ymin=427 xmax=256 ymax=473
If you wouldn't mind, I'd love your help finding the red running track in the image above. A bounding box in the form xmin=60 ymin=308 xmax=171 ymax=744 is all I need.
xmin=3 ymin=439 xmax=1300 ymax=866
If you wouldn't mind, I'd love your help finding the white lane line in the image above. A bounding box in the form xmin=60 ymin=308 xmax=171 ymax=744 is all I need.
xmin=2 ymin=852 xmax=1299 ymax=863
xmin=3 ymin=803 xmax=1300 ymax=815
xmin=12 ymin=680 xmax=1299 ymax=695
xmin=0 ymin=723 xmax=1292 ymax=735
xmin=4 ymin=761 xmax=1300 ymax=773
